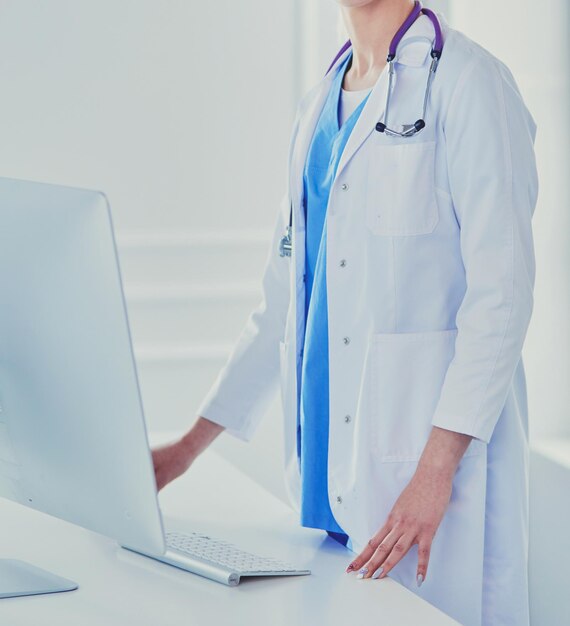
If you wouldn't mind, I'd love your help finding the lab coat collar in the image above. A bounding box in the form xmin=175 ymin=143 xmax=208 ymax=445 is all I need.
xmin=325 ymin=11 xmax=439 ymax=76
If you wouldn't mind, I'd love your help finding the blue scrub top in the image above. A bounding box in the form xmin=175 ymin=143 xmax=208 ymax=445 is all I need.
xmin=298 ymin=51 xmax=370 ymax=550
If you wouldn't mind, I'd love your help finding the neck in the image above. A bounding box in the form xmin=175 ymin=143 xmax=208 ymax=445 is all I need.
xmin=340 ymin=0 xmax=415 ymax=90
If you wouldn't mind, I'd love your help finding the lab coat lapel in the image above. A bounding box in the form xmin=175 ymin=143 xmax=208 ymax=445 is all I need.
xmin=289 ymin=49 xmax=352 ymax=227
xmin=289 ymin=83 xmax=329 ymax=228
xmin=333 ymin=66 xmax=390 ymax=181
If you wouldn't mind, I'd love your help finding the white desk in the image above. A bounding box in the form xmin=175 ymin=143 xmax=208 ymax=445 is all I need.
xmin=0 ymin=435 xmax=459 ymax=625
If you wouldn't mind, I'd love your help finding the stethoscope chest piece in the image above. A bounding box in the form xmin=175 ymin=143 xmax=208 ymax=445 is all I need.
xmin=279 ymin=225 xmax=292 ymax=257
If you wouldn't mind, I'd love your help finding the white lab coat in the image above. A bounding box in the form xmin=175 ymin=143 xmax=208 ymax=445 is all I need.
xmin=197 ymin=12 xmax=538 ymax=626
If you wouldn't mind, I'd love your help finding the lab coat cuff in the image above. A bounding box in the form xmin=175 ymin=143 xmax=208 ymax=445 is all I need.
xmin=430 ymin=412 xmax=492 ymax=445
xmin=195 ymin=398 xmax=254 ymax=443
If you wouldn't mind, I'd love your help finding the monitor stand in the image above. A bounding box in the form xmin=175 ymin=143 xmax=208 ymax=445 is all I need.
xmin=0 ymin=559 xmax=78 ymax=598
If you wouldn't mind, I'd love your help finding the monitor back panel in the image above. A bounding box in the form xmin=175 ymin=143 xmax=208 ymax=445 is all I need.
xmin=0 ymin=176 xmax=165 ymax=555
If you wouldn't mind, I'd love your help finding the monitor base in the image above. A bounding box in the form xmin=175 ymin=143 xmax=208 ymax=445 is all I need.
xmin=0 ymin=559 xmax=78 ymax=598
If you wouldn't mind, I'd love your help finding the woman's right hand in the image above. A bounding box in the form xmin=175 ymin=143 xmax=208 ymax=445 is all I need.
xmin=152 ymin=436 xmax=198 ymax=492
xmin=151 ymin=417 xmax=226 ymax=492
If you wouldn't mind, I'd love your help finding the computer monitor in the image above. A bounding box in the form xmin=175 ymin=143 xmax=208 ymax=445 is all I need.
xmin=0 ymin=176 xmax=165 ymax=597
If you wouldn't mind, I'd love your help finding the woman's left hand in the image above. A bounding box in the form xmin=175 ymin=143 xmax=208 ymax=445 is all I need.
xmin=345 ymin=465 xmax=453 ymax=586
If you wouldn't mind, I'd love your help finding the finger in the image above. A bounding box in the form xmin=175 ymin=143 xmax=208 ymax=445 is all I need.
xmin=372 ymin=533 xmax=415 ymax=579
xmin=346 ymin=521 xmax=392 ymax=573
xmin=346 ymin=524 xmax=389 ymax=572
xmin=359 ymin=527 xmax=403 ymax=579
xmin=416 ymin=537 xmax=432 ymax=587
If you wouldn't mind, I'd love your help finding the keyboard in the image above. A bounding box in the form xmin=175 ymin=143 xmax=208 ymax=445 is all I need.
xmin=126 ymin=530 xmax=311 ymax=587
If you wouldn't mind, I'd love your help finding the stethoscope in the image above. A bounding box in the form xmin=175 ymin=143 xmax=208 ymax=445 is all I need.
xmin=279 ymin=0 xmax=443 ymax=257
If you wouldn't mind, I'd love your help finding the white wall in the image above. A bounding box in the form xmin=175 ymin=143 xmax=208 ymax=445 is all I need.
xmin=0 ymin=0 xmax=296 ymax=232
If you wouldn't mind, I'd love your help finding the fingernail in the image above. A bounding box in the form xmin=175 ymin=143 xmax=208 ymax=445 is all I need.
xmin=356 ymin=567 xmax=368 ymax=579
xmin=345 ymin=563 xmax=355 ymax=573
xmin=417 ymin=573 xmax=424 ymax=587
xmin=371 ymin=566 xmax=384 ymax=579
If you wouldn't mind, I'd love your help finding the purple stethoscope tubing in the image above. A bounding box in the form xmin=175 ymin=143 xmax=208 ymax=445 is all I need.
xmin=325 ymin=0 xmax=443 ymax=76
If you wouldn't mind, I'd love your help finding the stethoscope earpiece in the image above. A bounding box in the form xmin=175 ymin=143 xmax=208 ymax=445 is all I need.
xmin=375 ymin=118 xmax=425 ymax=137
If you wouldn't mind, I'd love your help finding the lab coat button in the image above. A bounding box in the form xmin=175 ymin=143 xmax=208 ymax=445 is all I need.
xmin=343 ymin=336 xmax=350 ymax=345
xmin=341 ymin=183 xmax=349 ymax=191
xmin=344 ymin=414 xmax=351 ymax=423
xmin=336 ymin=495 xmax=343 ymax=503
xmin=339 ymin=259 xmax=347 ymax=267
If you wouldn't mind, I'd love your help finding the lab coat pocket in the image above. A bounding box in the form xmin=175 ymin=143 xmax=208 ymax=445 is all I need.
xmin=365 ymin=140 xmax=439 ymax=236
xmin=366 ymin=328 xmax=484 ymax=461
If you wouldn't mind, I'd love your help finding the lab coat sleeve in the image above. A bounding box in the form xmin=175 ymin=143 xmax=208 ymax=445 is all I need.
xmin=194 ymin=192 xmax=291 ymax=442
xmin=430 ymin=54 xmax=538 ymax=444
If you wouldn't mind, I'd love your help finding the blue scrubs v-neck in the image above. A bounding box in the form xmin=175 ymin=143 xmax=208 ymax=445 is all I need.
xmin=298 ymin=51 xmax=370 ymax=550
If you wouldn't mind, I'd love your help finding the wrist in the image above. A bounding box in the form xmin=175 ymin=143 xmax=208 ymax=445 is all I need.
xmin=415 ymin=457 xmax=456 ymax=483
xmin=178 ymin=431 xmax=200 ymax=460
xmin=415 ymin=426 xmax=473 ymax=481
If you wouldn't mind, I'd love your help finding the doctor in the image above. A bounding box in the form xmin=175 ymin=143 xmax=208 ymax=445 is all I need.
xmin=152 ymin=1 xmax=538 ymax=624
